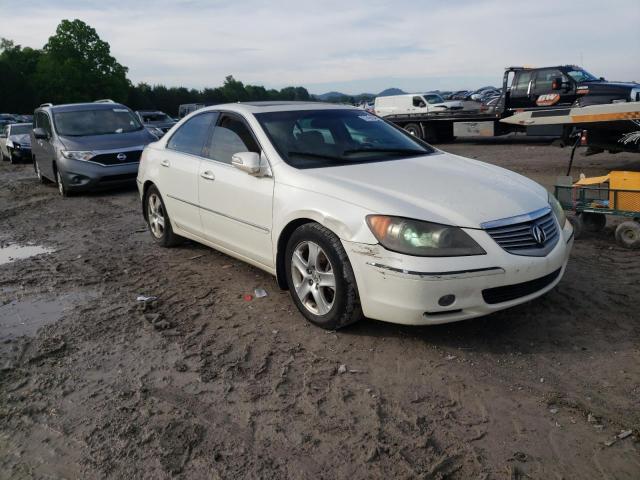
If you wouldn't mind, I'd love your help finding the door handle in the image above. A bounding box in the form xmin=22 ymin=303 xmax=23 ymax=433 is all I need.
xmin=160 ymin=159 xmax=170 ymax=167
xmin=201 ymin=171 xmax=215 ymax=181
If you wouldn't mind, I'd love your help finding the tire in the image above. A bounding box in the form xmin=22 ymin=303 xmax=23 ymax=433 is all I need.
xmin=145 ymin=185 xmax=182 ymax=247
xmin=579 ymin=212 xmax=606 ymax=232
xmin=285 ymin=223 xmax=362 ymax=330
xmin=615 ymin=221 xmax=640 ymax=249
xmin=56 ymin=169 xmax=69 ymax=197
xmin=404 ymin=123 xmax=423 ymax=140
xmin=422 ymin=124 xmax=439 ymax=143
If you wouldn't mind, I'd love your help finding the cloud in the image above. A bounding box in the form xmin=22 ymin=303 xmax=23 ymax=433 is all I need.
xmin=2 ymin=0 xmax=639 ymax=93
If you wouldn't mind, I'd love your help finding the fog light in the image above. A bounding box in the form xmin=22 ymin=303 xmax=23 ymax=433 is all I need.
xmin=438 ymin=294 xmax=455 ymax=307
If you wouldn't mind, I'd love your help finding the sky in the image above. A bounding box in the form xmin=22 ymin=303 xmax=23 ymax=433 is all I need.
xmin=1 ymin=0 xmax=639 ymax=95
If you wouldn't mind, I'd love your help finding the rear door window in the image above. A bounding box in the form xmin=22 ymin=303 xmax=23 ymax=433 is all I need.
xmin=511 ymin=71 xmax=533 ymax=96
xmin=167 ymin=112 xmax=218 ymax=157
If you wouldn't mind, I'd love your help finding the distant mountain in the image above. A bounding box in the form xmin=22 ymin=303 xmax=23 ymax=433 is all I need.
xmin=313 ymin=87 xmax=406 ymax=103
xmin=377 ymin=88 xmax=406 ymax=97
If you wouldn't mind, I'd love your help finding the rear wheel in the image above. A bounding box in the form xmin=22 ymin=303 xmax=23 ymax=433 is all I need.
xmin=145 ymin=185 xmax=182 ymax=247
xmin=285 ymin=223 xmax=362 ymax=330
xmin=615 ymin=221 xmax=640 ymax=249
xmin=403 ymin=123 xmax=423 ymax=140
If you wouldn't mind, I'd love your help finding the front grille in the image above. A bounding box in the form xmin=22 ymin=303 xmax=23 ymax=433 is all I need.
xmin=482 ymin=268 xmax=561 ymax=304
xmin=90 ymin=149 xmax=142 ymax=166
xmin=484 ymin=210 xmax=558 ymax=257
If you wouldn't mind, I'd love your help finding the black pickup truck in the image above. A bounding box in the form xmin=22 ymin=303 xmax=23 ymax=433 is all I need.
xmin=381 ymin=65 xmax=640 ymax=142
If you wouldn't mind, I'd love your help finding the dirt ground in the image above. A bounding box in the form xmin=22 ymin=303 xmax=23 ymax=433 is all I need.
xmin=1 ymin=138 xmax=638 ymax=479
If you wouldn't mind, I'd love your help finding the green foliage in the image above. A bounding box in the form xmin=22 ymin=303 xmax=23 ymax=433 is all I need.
xmin=35 ymin=19 xmax=129 ymax=104
xmin=0 ymin=20 xmax=311 ymax=116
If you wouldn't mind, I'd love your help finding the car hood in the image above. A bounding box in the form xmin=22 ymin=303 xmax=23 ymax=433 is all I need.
xmin=284 ymin=152 xmax=549 ymax=228
xmin=580 ymin=80 xmax=638 ymax=93
xmin=58 ymin=129 xmax=156 ymax=151
xmin=9 ymin=133 xmax=31 ymax=146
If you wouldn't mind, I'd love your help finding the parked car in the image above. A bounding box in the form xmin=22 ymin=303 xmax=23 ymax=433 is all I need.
xmin=374 ymin=93 xmax=463 ymax=119
xmin=471 ymin=88 xmax=501 ymax=102
xmin=0 ymin=113 xmax=17 ymax=128
xmin=479 ymin=95 xmax=502 ymax=114
xmin=450 ymin=90 xmax=471 ymax=100
xmin=178 ymin=103 xmax=205 ymax=119
xmin=0 ymin=123 xmax=32 ymax=163
xmin=31 ymin=101 xmax=157 ymax=196
xmin=136 ymin=110 xmax=177 ymax=138
xmin=137 ymin=102 xmax=573 ymax=329
xmin=465 ymin=86 xmax=495 ymax=101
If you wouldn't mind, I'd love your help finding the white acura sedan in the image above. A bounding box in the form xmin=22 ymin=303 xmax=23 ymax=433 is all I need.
xmin=137 ymin=102 xmax=573 ymax=329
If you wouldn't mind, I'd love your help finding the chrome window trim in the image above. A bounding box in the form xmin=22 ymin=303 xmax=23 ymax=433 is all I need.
xmin=480 ymin=207 xmax=551 ymax=230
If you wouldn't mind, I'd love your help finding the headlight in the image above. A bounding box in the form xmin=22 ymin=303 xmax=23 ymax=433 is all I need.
xmin=548 ymin=192 xmax=566 ymax=228
xmin=61 ymin=150 xmax=95 ymax=161
xmin=630 ymin=87 xmax=640 ymax=102
xmin=366 ymin=215 xmax=486 ymax=257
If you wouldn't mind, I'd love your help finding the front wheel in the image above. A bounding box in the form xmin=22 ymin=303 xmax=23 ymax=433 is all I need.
xmin=404 ymin=123 xmax=423 ymax=140
xmin=285 ymin=223 xmax=362 ymax=330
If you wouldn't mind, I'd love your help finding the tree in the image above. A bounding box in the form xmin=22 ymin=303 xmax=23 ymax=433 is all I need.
xmin=34 ymin=19 xmax=129 ymax=104
xmin=0 ymin=39 xmax=42 ymax=113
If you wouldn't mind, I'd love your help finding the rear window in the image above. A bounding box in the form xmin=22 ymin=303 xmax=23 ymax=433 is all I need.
xmin=53 ymin=108 xmax=143 ymax=136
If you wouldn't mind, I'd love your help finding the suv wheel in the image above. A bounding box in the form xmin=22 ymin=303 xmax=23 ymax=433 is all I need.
xmin=145 ymin=185 xmax=181 ymax=247
xmin=285 ymin=223 xmax=362 ymax=330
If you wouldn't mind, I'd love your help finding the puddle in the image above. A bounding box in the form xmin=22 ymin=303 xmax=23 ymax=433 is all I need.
xmin=0 ymin=292 xmax=95 ymax=342
xmin=0 ymin=244 xmax=55 ymax=266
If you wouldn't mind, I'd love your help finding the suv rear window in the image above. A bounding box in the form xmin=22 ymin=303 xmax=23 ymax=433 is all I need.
xmin=53 ymin=108 xmax=143 ymax=136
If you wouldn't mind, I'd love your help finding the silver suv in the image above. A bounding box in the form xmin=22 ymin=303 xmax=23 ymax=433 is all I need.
xmin=31 ymin=100 xmax=157 ymax=196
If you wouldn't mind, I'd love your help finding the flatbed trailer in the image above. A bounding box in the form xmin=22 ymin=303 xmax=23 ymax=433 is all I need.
xmin=381 ymin=65 xmax=639 ymax=143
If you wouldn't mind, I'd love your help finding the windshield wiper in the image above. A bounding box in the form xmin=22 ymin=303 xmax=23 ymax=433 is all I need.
xmin=342 ymin=148 xmax=426 ymax=156
xmin=287 ymin=151 xmax=345 ymax=162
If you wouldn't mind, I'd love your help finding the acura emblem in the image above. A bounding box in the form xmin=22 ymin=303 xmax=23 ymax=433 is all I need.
xmin=117 ymin=152 xmax=127 ymax=161
xmin=531 ymin=224 xmax=546 ymax=245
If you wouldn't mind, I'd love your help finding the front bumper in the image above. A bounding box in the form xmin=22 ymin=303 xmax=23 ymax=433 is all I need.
xmin=59 ymin=158 xmax=139 ymax=191
xmin=343 ymin=220 xmax=574 ymax=325
xmin=9 ymin=147 xmax=31 ymax=160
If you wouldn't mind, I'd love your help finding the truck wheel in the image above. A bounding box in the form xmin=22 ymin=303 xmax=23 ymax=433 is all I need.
xmin=579 ymin=212 xmax=606 ymax=232
xmin=422 ymin=125 xmax=439 ymax=143
xmin=404 ymin=123 xmax=423 ymax=140
xmin=615 ymin=221 xmax=640 ymax=249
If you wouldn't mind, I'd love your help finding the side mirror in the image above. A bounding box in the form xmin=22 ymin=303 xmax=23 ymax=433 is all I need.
xmin=33 ymin=128 xmax=48 ymax=140
xmin=231 ymin=151 xmax=261 ymax=175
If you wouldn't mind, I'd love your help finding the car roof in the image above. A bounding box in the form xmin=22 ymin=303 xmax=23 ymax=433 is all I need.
xmin=39 ymin=102 xmax=130 ymax=113
xmin=199 ymin=101 xmax=356 ymax=114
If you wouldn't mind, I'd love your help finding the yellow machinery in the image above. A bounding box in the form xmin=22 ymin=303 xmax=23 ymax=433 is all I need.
xmin=555 ymin=171 xmax=640 ymax=249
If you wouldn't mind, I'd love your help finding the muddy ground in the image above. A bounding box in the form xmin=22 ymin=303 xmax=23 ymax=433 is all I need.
xmin=0 ymin=138 xmax=638 ymax=479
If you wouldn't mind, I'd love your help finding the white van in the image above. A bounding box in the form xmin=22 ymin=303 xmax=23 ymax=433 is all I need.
xmin=374 ymin=93 xmax=463 ymax=117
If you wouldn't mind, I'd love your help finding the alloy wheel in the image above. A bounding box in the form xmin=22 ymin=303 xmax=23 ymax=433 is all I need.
xmin=148 ymin=193 xmax=166 ymax=239
xmin=290 ymin=241 xmax=336 ymax=315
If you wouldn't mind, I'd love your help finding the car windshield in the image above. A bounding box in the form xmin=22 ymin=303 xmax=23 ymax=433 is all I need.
xmin=141 ymin=112 xmax=171 ymax=122
xmin=54 ymin=108 xmax=143 ymax=136
xmin=424 ymin=94 xmax=444 ymax=104
xmin=11 ymin=125 xmax=31 ymax=135
xmin=256 ymin=109 xmax=434 ymax=169
xmin=566 ymin=68 xmax=600 ymax=83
